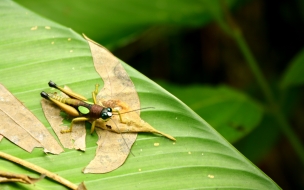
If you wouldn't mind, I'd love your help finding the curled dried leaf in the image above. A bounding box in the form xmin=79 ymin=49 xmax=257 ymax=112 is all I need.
xmin=0 ymin=171 xmax=44 ymax=184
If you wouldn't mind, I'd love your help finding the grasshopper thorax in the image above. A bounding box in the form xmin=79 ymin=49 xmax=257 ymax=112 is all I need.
xmin=101 ymin=107 xmax=113 ymax=120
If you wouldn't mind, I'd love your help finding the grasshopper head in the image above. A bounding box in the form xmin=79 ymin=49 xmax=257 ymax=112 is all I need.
xmin=100 ymin=107 xmax=112 ymax=120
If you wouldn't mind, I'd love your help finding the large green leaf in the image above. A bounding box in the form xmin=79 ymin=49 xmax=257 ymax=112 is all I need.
xmin=0 ymin=1 xmax=280 ymax=189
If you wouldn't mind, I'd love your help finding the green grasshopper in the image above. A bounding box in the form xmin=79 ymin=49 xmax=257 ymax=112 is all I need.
xmin=41 ymin=80 xmax=123 ymax=134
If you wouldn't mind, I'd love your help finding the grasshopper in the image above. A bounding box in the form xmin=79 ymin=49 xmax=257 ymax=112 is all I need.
xmin=41 ymin=80 xmax=123 ymax=134
xmin=41 ymin=81 xmax=176 ymax=141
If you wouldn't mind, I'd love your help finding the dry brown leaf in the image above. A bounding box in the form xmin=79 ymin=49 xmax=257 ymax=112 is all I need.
xmin=0 ymin=171 xmax=44 ymax=184
xmin=41 ymin=86 xmax=86 ymax=151
xmin=84 ymin=35 xmax=175 ymax=140
xmin=82 ymin=34 xmax=139 ymax=173
xmin=83 ymin=35 xmax=175 ymax=173
xmin=0 ymin=84 xmax=63 ymax=154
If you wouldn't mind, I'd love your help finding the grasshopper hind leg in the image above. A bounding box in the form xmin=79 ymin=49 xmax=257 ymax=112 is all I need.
xmin=48 ymin=80 xmax=87 ymax=101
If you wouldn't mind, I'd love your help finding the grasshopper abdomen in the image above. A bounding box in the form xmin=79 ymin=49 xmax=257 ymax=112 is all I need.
xmin=41 ymin=91 xmax=112 ymax=120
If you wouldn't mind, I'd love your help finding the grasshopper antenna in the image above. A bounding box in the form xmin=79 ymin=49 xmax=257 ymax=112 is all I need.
xmin=110 ymin=118 xmax=135 ymax=156
xmin=113 ymin=107 xmax=155 ymax=116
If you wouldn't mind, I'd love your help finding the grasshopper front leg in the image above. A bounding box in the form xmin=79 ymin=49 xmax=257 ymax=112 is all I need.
xmin=113 ymin=109 xmax=124 ymax=123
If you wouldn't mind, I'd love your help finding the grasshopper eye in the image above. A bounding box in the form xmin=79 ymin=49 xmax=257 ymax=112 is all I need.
xmin=100 ymin=107 xmax=112 ymax=120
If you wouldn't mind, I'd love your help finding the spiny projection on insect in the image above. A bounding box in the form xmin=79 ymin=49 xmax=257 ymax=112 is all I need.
xmin=40 ymin=81 xmax=176 ymax=141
